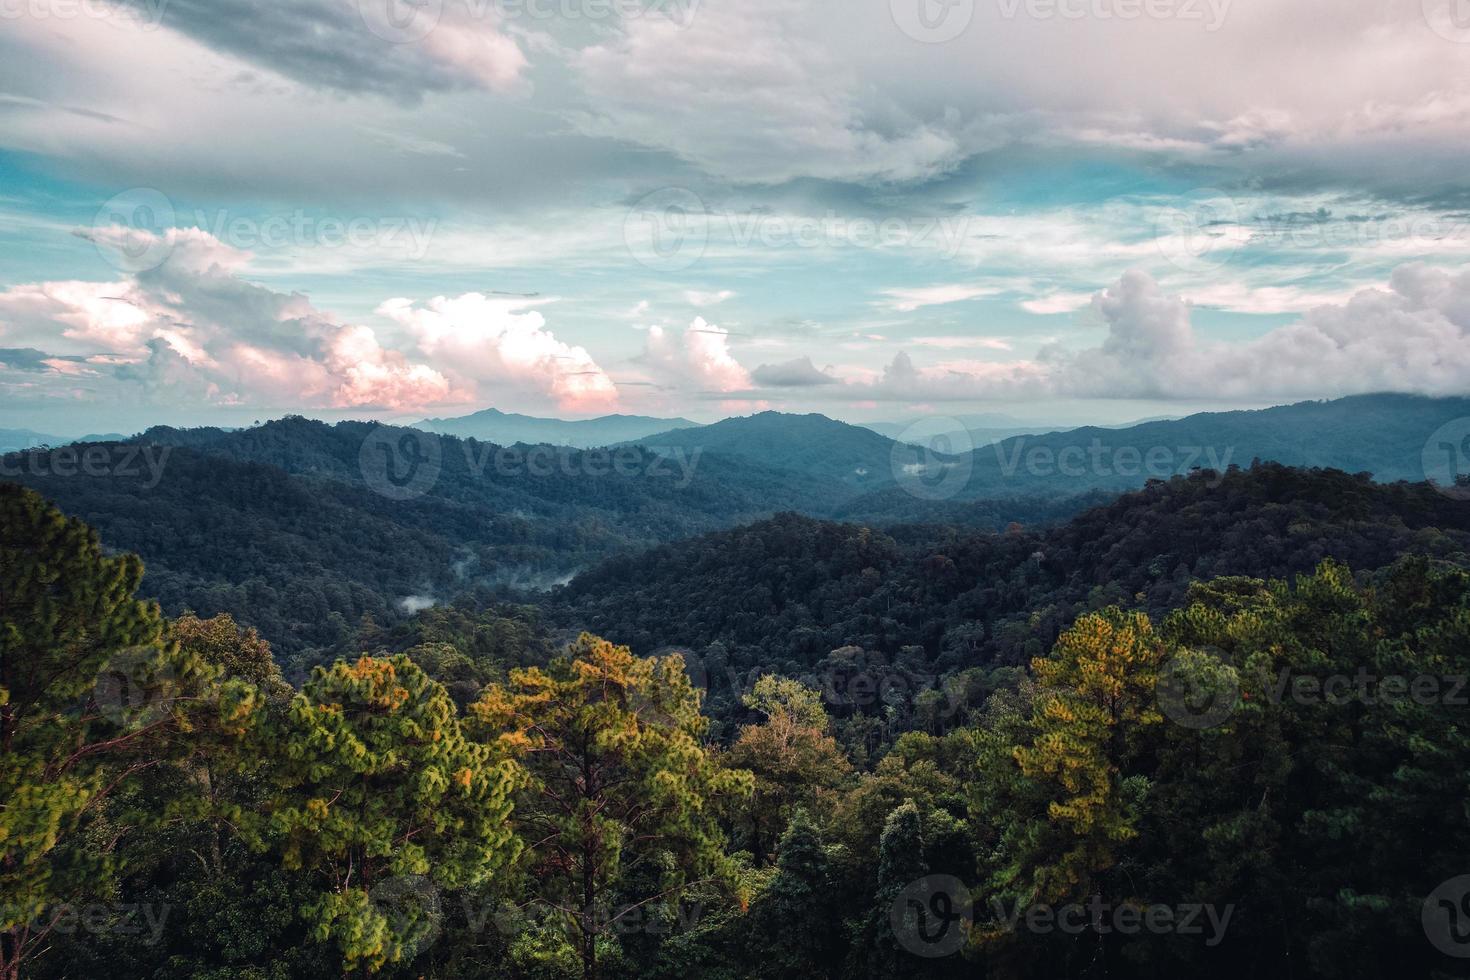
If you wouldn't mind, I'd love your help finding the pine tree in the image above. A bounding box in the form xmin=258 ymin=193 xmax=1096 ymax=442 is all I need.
xmin=473 ymin=633 xmax=753 ymax=980
xmin=1011 ymin=608 xmax=1163 ymax=903
xmin=0 ymin=485 xmax=258 ymax=979
xmin=743 ymin=810 xmax=839 ymax=979
xmin=262 ymin=654 xmax=521 ymax=974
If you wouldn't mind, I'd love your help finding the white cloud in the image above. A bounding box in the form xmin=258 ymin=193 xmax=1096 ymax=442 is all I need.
xmin=0 ymin=229 xmax=623 ymax=414
xmin=684 ymin=289 xmax=736 ymax=307
xmin=881 ymin=284 xmax=999 ymax=312
xmin=377 ymin=292 xmax=618 ymax=413
xmin=640 ymin=318 xmax=752 ymax=392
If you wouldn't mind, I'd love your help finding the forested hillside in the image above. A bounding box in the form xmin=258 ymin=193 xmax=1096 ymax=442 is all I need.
xmin=8 ymin=476 xmax=1470 ymax=979
xmin=556 ymin=463 xmax=1470 ymax=739
xmin=0 ymin=419 xmax=1089 ymax=658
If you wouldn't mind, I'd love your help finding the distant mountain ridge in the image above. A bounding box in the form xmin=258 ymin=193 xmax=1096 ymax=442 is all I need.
xmin=632 ymin=394 xmax=1470 ymax=498
xmin=633 ymin=410 xmax=945 ymax=489
xmin=416 ymin=408 xmax=698 ymax=448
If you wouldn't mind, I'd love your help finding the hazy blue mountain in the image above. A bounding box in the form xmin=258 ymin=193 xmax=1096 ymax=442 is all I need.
xmin=865 ymin=413 xmax=1184 ymax=449
xmin=949 ymin=392 xmax=1470 ymax=498
xmin=629 ymin=394 xmax=1470 ymax=501
xmin=634 ymin=411 xmax=942 ymax=488
xmin=417 ymin=407 xmax=698 ymax=448
xmin=0 ymin=428 xmax=64 ymax=452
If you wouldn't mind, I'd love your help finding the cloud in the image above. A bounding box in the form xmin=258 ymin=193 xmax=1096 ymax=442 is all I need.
xmin=684 ymin=289 xmax=736 ymax=307
xmin=881 ymin=285 xmax=999 ymax=312
xmin=572 ymin=0 xmax=965 ymax=184
xmin=847 ymin=265 xmax=1470 ymax=403
xmin=751 ymin=356 xmax=838 ymax=387
xmin=640 ymin=318 xmax=752 ymax=392
xmin=0 ymin=347 xmax=85 ymax=372
xmin=377 ymin=292 xmax=618 ymax=413
xmin=0 ymin=228 xmax=621 ymax=413
xmin=119 ymin=0 xmax=527 ymax=101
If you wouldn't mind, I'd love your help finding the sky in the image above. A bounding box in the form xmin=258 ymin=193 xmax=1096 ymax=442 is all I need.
xmin=4 ymin=0 xmax=1470 ymax=436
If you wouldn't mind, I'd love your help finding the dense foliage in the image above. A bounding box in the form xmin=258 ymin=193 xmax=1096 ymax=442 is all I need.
xmin=6 ymin=453 xmax=1470 ymax=978
xmin=0 ymin=419 xmax=1085 ymax=659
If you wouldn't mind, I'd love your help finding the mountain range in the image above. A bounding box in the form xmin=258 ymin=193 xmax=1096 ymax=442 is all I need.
xmin=4 ymin=392 xmax=1469 ymax=660
xmin=415 ymin=408 xmax=698 ymax=447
